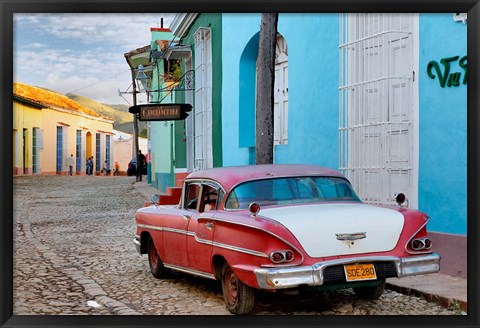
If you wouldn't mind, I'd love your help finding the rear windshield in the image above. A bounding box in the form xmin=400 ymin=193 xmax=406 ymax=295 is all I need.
xmin=225 ymin=176 xmax=361 ymax=210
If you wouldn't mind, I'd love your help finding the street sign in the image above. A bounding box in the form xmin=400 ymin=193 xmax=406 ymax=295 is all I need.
xmin=129 ymin=103 xmax=192 ymax=121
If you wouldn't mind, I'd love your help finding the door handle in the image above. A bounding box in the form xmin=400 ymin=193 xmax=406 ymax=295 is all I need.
xmin=183 ymin=215 xmax=191 ymax=221
xmin=205 ymin=222 xmax=214 ymax=230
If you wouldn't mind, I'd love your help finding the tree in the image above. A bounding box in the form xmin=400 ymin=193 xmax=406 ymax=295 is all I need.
xmin=255 ymin=13 xmax=278 ymax=165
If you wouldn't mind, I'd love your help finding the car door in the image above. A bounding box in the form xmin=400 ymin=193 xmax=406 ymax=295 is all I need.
xmin=161 ymin=183 xmax=201 ymax=268
xmin=187 ymin=182 xmax=223 ymax=274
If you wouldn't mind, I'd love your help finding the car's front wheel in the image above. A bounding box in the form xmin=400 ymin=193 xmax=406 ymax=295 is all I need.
xmin=353 ymin=279 xmax=386 ymax=299
xmin=221 ymin=262 xmax=255 ymax=315
xmin=147 ymin=238 xmax=169 ymax=279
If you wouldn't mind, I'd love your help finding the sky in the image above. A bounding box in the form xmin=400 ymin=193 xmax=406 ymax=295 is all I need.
xmin=14 ymin=13 xmax=176 ymax=105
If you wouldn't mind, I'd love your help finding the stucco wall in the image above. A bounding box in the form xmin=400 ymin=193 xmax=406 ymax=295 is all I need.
xmin=13 ymin=100 xmax=43 ymax=174
xmin=40 ymin=108 xmax=114 ymax=175
xmin=418 ymin=14 xmax=467 ymax=235
xmin=221 ymin=13 xmax=339 ymax=169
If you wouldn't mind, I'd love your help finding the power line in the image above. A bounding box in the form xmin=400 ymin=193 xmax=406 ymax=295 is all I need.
xmin=67 ymin=69 xmax=131 ymax=94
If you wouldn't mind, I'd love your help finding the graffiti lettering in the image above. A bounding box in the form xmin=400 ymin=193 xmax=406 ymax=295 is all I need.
xmin=427 ymin=55 xmax=467 ymax=88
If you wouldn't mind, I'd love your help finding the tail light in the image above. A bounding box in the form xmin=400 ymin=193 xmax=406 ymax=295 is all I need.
xmin=410 ymin=238 xmax=432 ymax=251
xmin=270 ymin=250 xmax=294 ymax=264
xmin=406 ymin=223 xmax=433 ymax=254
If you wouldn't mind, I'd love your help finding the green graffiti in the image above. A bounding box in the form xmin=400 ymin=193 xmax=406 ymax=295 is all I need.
xmin=427 ymin=56 xmax=467 ymax=88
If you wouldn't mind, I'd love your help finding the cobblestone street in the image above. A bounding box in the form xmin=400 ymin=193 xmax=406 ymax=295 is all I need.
xmin=13 ymin=175 xmax=465 ymax=316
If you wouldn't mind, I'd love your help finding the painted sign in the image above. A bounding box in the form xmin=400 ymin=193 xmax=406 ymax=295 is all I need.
xmin=129 ymin=103 xmax=192 ymax=121
xmin=427 ymin=56 xmax=467 ymax=88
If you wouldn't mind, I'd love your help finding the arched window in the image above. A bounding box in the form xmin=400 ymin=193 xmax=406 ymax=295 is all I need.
xmin=274 ymin=34 xmax=288 ymax=145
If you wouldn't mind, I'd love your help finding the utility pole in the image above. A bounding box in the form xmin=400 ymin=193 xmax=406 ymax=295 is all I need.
xmin=255 ymin=13 xmax=278 ymax=165
xmin=130 ymin=69 xmax=139 ymax=162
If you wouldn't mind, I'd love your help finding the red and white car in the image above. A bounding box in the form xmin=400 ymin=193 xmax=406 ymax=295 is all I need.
xmin=133 ymin=164 xmax=440 ymax=314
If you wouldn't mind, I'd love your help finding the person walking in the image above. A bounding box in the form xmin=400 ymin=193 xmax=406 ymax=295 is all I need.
xmin=87 ymin=156 xmax=94 ymax=175
xmin=66 ymin=154 xmax=75 ymax=176
xmin=102 ymin=160 xmax=110 ymax=176
xmin=136 ymin=150 xmax=146 ymax=182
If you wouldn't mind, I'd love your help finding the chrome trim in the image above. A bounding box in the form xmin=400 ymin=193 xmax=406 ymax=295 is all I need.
xmin=181 ymin=179 xmax=227 ymax=210
xmin=410 ymin=238 xmax=432 ymax=251
xmin=335 ymin=232 xmax=366 ymax=241
xmin=200 ymin=216 xmax=305 ymax=264
xmin=193 ymin=234 xmax=269 ymax=258
xmin=253 ymin=253 xmax=440 ymax=289
xmin=137 ymin=217 xmax=304 ymax=263
xmin=133 ymin=235 xmax=142 ymax=255
xmin=269 ymin=250 xmax=294 ymax=263
xmin=163 ymin=263 xmax=216 ymax=280
xmin=138 ymin=223 xmax=269 ymax=258
xmin=138 ymin=223 xmax=163 ymax=232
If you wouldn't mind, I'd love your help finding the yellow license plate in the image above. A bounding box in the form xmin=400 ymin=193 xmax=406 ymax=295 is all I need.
xmin=344 ymin=263 xmax=377 ymax=282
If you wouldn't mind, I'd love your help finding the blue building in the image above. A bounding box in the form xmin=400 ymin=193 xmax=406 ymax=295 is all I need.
xmin=220 ymin=13 xmax=467 ymax=278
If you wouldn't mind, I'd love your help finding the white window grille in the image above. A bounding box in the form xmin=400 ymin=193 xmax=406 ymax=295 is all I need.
xmin=193 ymin=27 xmax=213 ymax=170
xmin=339 ymin=14 xmax=417 ymax=207
xmin=274 ymin=34 xmax=289 ymax=145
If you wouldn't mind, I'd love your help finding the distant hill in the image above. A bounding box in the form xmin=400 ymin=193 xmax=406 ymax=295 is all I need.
xmin=106 ymin=104 xmax=130 ymax=113
xmin=66 ymin=94 xmax=147 ymax=134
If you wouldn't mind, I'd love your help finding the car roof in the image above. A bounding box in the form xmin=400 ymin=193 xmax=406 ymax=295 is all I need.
xmin=186 ymin=164 xmax=346 ymax=191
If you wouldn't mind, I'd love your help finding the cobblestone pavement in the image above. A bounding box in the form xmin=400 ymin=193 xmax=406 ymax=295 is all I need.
xmin=13 ymin=175 xmax=466 ymax=316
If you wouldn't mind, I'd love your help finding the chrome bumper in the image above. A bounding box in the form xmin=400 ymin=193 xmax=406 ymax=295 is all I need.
xmin=133 ymin=235 xmax=142 ymax=255
xmin=253 ymin=253 xmax=440 ymax=289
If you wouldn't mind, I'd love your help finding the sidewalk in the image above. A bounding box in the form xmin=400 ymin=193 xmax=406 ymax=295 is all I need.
xmin=132 ymin=180 xmax=468 ymax=313
xmin=386 ymin=274 xmax=467 ymax=312
xmin=133 ymin=180 xmax=165 ymax=201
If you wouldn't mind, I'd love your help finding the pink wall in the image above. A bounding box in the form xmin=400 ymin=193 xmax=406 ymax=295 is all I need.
xmin=429 ymin=232 xmax=467 ymax=279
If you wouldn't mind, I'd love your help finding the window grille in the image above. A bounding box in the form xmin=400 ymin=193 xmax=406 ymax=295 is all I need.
xmin=193 ymin=27 xmax=213 ymax=170
xmin=76 ymin=130 xmax=82 ymax=172
xmin=56 ymin=126 xmax=63 ymax=173
xmin=106 ymin=135 xmax=111 ymax=169
xmin=339 ymin=14 xmax=416 ymax=206
xmin=274 ymin=34 xmax=289 ymax=145
xmin=32 ymin=128 xmax=38 ymax=174
xmin=96 ymin=133 xmax=101 ymax=172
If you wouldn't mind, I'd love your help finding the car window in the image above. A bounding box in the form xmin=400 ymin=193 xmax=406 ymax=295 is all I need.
xmin=185 ymin=183 xmax=201 ymax=210
xmin=225 ymin=176 xmax=361 ymax=210
xmin=201 ymin=185 xmax=218 ymax=212
xmin=184 ymin=181 xmax=224 ymax=212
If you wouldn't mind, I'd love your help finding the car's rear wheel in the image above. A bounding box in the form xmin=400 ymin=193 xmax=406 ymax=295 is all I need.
xmin=353 ymin=279 xmax=386 ymax=299
xmin=148 ymin=238 xmax=169 ymax=279
xmin=221 ymin=262 xmax=255 ymax=314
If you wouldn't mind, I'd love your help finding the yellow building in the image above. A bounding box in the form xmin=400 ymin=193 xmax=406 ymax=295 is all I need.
xmin=13 ymin=82 xmax=115 ymax=175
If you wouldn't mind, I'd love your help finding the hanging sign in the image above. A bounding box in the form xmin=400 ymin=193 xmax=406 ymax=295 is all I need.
xmin=129 ymin=103 xmax=192 ymax=121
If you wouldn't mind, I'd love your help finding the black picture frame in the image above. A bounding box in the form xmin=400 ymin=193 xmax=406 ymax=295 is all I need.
xmin=1 ymin=1 xmax=478 ymax=328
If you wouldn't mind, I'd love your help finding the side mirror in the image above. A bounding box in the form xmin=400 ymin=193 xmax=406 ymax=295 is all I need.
xmin=151 ymin=194 xmax=160 ymax=204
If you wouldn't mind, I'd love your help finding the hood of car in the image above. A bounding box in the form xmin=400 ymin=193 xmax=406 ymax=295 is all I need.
xmin=259 ymin=203 xmax=404 ymax=258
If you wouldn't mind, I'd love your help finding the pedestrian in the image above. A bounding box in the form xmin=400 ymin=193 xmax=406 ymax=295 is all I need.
xmin=87 ymin=156 xmax=94 ymax=175
xmin=113 ymin=161 xmax=120 ymax=176
xmin=90 ymin=156 xmax=95 ymax=175
xmin=102 ymin=160 xmax=110 ymax=176
xmin=66 ymin=154 xmax=74 ymax=176
xmin=136 ymin=150 xmax=146 ymax=182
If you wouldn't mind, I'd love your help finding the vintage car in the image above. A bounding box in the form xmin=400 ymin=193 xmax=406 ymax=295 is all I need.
xmin=133 ymin=164 xmax=440 ymax=314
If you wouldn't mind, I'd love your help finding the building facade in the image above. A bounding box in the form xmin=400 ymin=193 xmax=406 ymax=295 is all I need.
xmin=220 ymin=13 xmax=467 ymax=278
xmin=146 ymin=14 xmax=223 ymax=192
xmin=13 ymin=82 xmax=115 ymax=176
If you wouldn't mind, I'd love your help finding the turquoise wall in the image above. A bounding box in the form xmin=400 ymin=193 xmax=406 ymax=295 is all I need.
xmin=418 ymin=14 xmax=467 ymax=235
xmin=222 ymin=13 xmax=467 ymax=236
xmin=149 ymin=29 xmax=176 ymax=192
xmin=222 ymin=13 xmax=339 ymax=169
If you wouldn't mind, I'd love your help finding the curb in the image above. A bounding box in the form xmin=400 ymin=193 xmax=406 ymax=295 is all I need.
xmin=385 ymin=283 xmax=467 ymax=312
